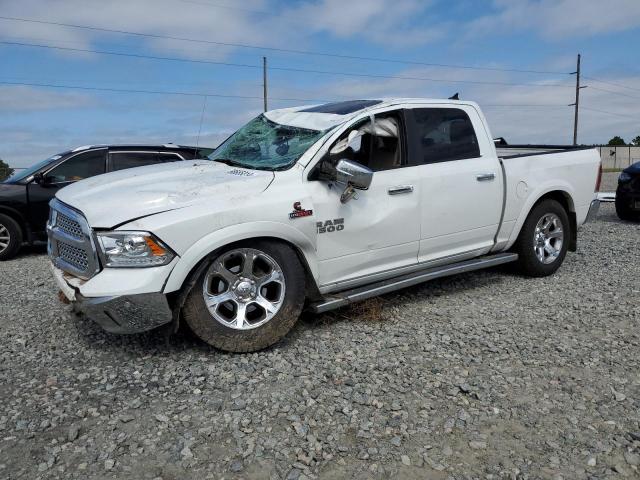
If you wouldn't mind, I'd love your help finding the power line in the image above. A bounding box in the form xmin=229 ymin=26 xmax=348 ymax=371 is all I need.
xmin=583 ymin=75 xmax=640 ymax=93
xmin=0 ymin=80 xmax=571 ymax=110
xmin=587 ymin=85 xmax=640 ymax=101
xmin=0 ymin=15 xmax=571 ymax=75
xmin=581 ymin=106 xmax=640 ymax=121
xmin=0 ymin=80 xmax=330 ymax=103
xmin=0 ymin=40 xmax=574 ymax=88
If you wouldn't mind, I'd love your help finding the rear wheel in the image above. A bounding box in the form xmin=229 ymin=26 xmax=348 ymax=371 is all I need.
xmin=182 ymin=241 xmax=306 ymax=352
xmin=514 ymin=199 xmax=569 ymax=277
xmin=0 ymin=214 xmax=23 ymax=261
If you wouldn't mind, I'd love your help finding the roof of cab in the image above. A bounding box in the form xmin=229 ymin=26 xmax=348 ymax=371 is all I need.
xmin=264 ymin=98 xmax=475 ymax=131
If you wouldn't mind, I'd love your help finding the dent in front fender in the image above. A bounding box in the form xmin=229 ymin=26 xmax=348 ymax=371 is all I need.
xmin=162 ymin=221 xmax=318 ymax=294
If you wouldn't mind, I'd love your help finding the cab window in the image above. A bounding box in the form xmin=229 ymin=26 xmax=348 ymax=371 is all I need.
xmin=47 ymin=150 xmax=106 ymax=183
xmin=410 ymin=108 xmax=480 ymax=164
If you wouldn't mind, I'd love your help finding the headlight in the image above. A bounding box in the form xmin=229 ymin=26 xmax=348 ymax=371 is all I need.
xmin=619 ymin=172 xmax=632 ymax=183
xmin=96 ymin=231 xmax=175 ymax=267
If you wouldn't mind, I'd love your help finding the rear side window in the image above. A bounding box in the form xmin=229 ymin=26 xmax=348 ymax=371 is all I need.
xmin=47 ymin=150 xmax=106 ymax=183
xmin=411 ymin=108 xmax=480 ymax=164
xmin=110 ymin=152 xmax=160 ymax=171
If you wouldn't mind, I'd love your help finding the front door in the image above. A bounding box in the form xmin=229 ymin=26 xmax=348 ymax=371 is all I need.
xmin=406 ymin=106 xmax=503 ymax=264
xmin=307 ymin=109 xmax=422 ymax=289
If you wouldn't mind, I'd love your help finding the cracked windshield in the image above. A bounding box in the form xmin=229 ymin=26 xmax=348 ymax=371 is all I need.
xmin=208 ymin=114 xmax=326 ymax=170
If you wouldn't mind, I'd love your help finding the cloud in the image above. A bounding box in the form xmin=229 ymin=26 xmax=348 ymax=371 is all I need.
xmin=0 ymin=0 xmax=441 ymax=65
xmin=284 ymin=0 xmax=444 ymax=47
xmin=0 ymin=86 xmax=95 ymax=111
xmin=468 ymin=0 xmax=640 ymax=40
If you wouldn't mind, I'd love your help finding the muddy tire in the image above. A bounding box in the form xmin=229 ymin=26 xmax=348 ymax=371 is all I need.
xmin=182 ymin=240 xmax=306 ymax=352
xmin=0 ymin=213 xmax=23 ymax=261
xmin=514 ymin=199 xmax=570 ymax=277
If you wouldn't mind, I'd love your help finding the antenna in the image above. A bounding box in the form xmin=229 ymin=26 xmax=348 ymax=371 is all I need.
xmin=195 ymin=95 xmax=208 ymax=156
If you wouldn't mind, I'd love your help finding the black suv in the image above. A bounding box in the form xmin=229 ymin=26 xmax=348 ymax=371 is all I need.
xmin=615 ymin=161 xmax=640 ymax=221
xmin=0 ymin=144 xmax=213 ymax=260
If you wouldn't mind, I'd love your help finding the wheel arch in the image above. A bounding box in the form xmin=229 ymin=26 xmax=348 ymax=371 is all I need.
xmin=163 ymin=223 xmax=320 ymax=299
xmin=507 ymin=188 xmax=578 ymax=252
xmin=0 ymin=206 xmax=29 ymax=242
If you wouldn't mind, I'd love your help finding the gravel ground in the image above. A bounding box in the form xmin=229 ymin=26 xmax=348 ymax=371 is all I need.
xmin=0 ymin=203 xmax=639 ymax=480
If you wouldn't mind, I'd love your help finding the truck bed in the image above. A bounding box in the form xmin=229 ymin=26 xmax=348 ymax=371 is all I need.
xmin=493 ymin=145 xmax=601 ymax=252
xmin=496 ymin=144 xmax=593 ymax=159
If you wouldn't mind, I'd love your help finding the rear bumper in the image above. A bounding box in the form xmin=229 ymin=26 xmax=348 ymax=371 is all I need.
xmin=585 ymin=199 xmax=600 ymax=223
xmin=73 ymin=293 xmax=173 ymax=334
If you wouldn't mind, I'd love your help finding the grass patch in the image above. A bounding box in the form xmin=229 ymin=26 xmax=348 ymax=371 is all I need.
xmin=320 ymin=297 xmax=387 ymax=324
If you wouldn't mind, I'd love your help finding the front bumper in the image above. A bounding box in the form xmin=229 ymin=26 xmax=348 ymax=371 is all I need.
xmin=52 ymin=264 xmax=173 ymax=334
xmin=585 ymin=199 xmax=600 ymax=223
xmin=616 ymin=189 xmax=640 ymax=210
xmin=74 ymin=293 xmax=173 ymax=334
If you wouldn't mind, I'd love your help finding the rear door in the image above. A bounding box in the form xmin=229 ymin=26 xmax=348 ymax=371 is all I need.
xmin=406 ymin=105 xmax=503 ymax=264
xmin=27 ymin=149 xmax=106 ymax=234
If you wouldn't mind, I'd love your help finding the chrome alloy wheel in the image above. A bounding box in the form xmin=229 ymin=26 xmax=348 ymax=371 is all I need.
xmin=202 ymin=248 xmax=286 ymax=330
xmin=533 ymin=213 xmax=564 ymax=264
xmin=0 ymin=224 xmax=10 ymax=253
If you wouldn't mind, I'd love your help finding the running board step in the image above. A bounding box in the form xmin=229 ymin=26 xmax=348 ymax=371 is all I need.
xmin=309 ymin=252 xmax=518 ymax=314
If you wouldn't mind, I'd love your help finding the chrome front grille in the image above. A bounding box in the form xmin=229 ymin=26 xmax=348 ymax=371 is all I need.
xmin=58 ymin=242 xmax=89 ymax=271
xmin=47 ymin=199 xmax=100 ymax=280
xmin=56 ymin=212 xmax=83 ymax=239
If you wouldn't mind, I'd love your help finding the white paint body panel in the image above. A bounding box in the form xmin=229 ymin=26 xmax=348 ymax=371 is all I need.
xmin=52 ymin=99 xmax=601 ymax=299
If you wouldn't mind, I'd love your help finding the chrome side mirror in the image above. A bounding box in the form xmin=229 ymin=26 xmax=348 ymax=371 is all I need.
xmin=335 ymin=159 xmax=373 ymax=190
xmin=334 ymin=159 xmax=373 ymax=204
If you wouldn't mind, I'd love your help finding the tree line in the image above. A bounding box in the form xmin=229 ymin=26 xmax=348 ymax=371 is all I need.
xmin=608 ymin=135 xmax=640 ymax=146
xmin=0 ymin=158 xmax=14 ymax=182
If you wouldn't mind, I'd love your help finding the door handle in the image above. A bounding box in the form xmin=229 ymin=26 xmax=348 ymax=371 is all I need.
xmin=387 ymin=185 xmax=414 ymax=195
xmin=476 ymin=173 xmax=496 ymax=182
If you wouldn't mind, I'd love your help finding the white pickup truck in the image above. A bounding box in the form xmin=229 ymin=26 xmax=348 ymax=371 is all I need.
xmin=47 ymin=99 xmax=601 ymax=352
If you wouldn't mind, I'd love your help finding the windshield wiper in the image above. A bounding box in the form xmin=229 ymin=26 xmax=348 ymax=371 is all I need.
xmin=212 ymin=157 xmax=278 ymax=172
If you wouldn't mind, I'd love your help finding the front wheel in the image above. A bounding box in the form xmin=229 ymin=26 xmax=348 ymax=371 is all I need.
xmin=182 ymin=241 xmax=306 ymax=352
xmin=513 ymin=199 xmax=569 ymax=277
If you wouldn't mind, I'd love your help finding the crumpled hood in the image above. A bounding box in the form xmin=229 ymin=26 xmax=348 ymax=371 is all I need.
xmin=56 ymin=160 xmax=274 ymax=227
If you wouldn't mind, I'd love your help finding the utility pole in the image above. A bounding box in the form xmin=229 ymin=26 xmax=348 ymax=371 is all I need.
xmin=263 ymin=56 xmax=268 ymax=112
xmin=569 ymin=54 xmax=586 ymax=146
